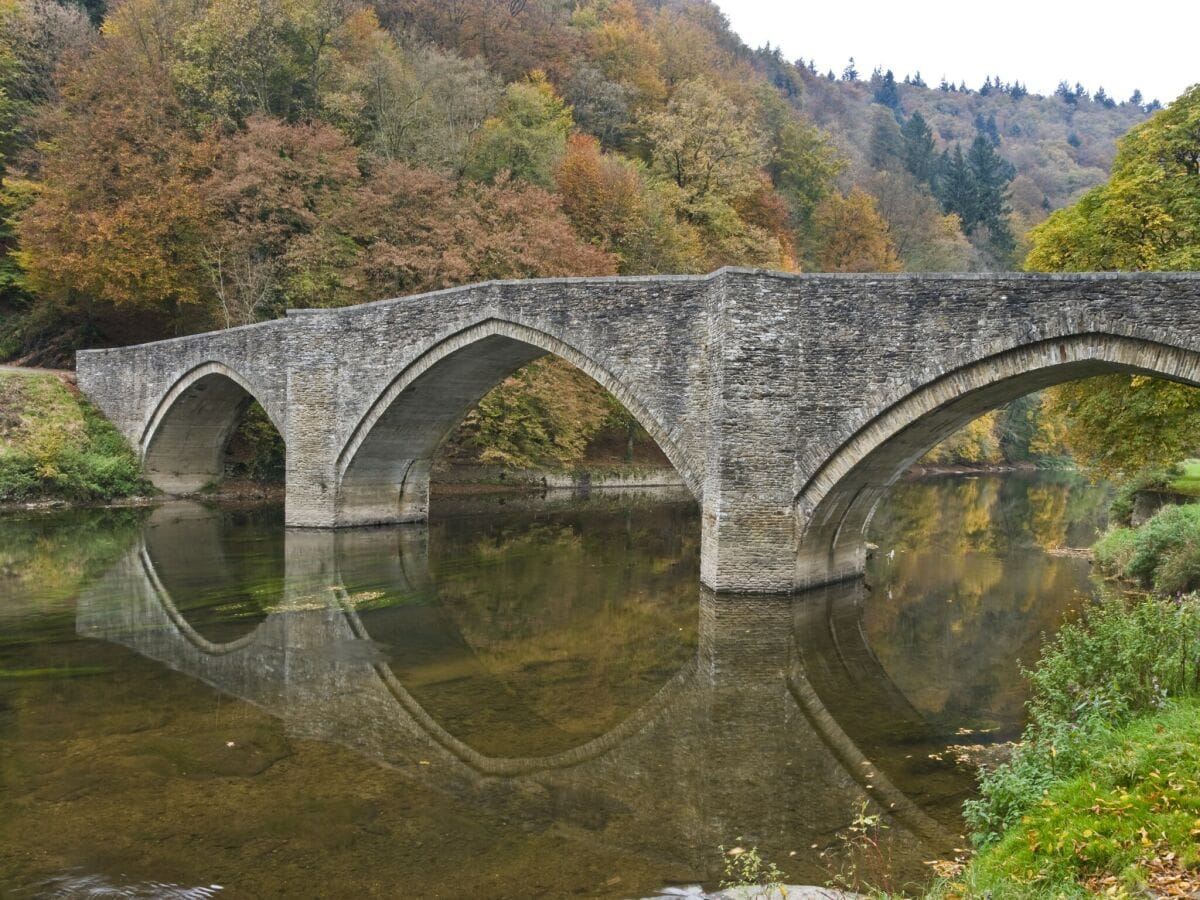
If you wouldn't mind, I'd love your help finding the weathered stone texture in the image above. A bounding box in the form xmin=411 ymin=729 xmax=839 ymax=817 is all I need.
xmin=77 ymin=268 xmax=1200 ymax=592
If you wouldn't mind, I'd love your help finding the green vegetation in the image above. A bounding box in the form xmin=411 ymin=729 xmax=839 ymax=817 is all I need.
xmin=0 ymin=371 xmax=148 ymax=501
xmin=947 ymin=700 xmax=1200 ymax=898
xmin=1028 ymin=85 xmax=1200 ymax=481
xmin=439 ymin=356 xmax=658 ymax=470
xmin=920 ymin=393 xmax=1068 ymax=468
xmin=1169 ymin=460 xmax=1200 ymax=496
xmin=942 ymin=592 xmax=1200 ymax=897
xmin=1094 ymin=503 xmax=1200 ymax=594
xmin=718 ymin=840 xmax=786 ymax=895
xmin=224 ymin=402 xmax=285 ymax=483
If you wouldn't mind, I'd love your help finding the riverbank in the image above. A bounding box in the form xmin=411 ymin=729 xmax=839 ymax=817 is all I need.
xmin=0 ymin=370 xmax=149 ymax=504
xmin=927 ymin=508 xmax=1200 ymax=898
xmin=1094 ymin=500 xmax=1200 ymax=594
xmin=937 ymin=699 xmax=1200 ymax=898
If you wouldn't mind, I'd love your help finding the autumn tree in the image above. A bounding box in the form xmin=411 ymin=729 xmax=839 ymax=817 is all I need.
xmin=346 ymin=33 xmax=500 ymax=173
xmin=318 ymin=165 xmax=615 ymax=304
xmin=554 ymin=132 xmax=702 ymax=274
xmin=1029 ymin=85 xmax=1200 ymax=478
xmin=644 ymin=78 xmax=768 ymax=202
xmin=464 ymin=70 xmax=573 ymax=189
xmin=812 ymin=187 xmax=902 ymax=272
xmin=642 ymin=77 xmax=788 ymax=268
xmin=1027 ymin=84 xmax=1200 ymax=271
xmin=579 ymin=0 xmax=667 ymax=112
xmin=15 ymin=0 xmax=216 ymax=343
xmin=378 ymin=0 xmax=578 ymax=84
xmin=0 ymin=0 xmax=92 ymax=114
xmin=563 ymin=64 xmax=629 ymax=150
xmin=864 ymin=170 xmax=975 ymax=271
xmin=202 ymin=116 xmax=360 ymax=324
xmin=751 ymin=88 xmax=843 ymax=255
xmin=0 ymin=0 xmax=93 ymax=318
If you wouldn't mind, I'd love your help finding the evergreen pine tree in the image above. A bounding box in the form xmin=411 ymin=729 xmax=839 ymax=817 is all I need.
xmin=900 ymin=111 xmax=936 ymax=184
xmin=867 ymin=106 xmax=905 ymax=169
xmin=935 ymin=144 xmax=976 ymax=226
xmin=874 ymin=69 xmax=901 ymax=113
xmin=966 ymin=133 xmax=1015 ymax=257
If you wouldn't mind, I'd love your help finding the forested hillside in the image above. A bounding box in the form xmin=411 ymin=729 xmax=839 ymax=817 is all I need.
xmin=0 ymin=0 xmax=1169 ymax=475
xmin=761 ymin=55 xmax=1151 ymax=266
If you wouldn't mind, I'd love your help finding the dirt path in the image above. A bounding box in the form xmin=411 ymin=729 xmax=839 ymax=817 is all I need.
xmin=0 ymin=365 xmax=76 ymax=386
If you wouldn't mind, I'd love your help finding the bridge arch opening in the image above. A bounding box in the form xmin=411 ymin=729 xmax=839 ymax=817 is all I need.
xmin=141 ymin=363 xmax=284 ymax=494
xmin=335 ymin=320 xmax=699 ymax=526
xmin=795 ymin=333 xmax=1200 ymax=588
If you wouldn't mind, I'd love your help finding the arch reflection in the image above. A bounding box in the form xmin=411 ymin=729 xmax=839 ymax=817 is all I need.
xmin=77 ymin=501 xmax=955 ymax=886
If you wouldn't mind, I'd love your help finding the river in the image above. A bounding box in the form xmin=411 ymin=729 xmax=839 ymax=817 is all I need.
xmin=0 ymin=471 xmax=1109 ymax=898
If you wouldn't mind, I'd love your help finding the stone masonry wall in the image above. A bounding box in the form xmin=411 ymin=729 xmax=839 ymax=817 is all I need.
xmin=76 ymin=269 xmax=1200 ymax=592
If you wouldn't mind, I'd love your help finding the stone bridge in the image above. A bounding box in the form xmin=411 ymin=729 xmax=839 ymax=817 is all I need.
xmin=76 ymin=268 xmax=1200 ymax=592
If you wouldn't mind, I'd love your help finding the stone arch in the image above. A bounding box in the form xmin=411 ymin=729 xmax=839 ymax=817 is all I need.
xmin=334 ymin=318 xmax=701 ymax=526
xmin=794 ymin=332 xmax=1200 ymax=587
xmin=141 ymin=362 xmax=284 ymax=494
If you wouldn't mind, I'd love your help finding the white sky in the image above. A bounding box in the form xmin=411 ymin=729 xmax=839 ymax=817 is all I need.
xmin=717 ymin=1 xmax=1197 ymax=105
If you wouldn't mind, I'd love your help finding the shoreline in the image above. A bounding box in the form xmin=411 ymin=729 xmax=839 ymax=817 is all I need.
xmin=0 ymin=461 xmax=1073 ymax=514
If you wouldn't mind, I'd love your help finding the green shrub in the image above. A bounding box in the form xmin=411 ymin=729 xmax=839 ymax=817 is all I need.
xmin=1026 ymin=594 xmax=1200 ymax=726
xmin=1156 ymin=541 xmax=1200 ymax=595
xmin=962 ymin=717 xmax=1099 ymax=845
xmin=1108 ymin=468 xmax=1169 ymax=526
xmin=1122 ymin=503 xmax=1200 ymax=587
xmin=965 ymin=594 xmax=1200 ymax=846
xmin=0 ymin=452 xmax=40 ymax=501
xmin=1092 ymin=525 xmax=1135 ymax=575
xmin=224 ymin=401 xmax=285 ymax=482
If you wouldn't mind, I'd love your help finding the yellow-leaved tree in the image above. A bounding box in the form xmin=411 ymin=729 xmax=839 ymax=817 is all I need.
xmin=1026 ymin=84 xmax=1200 ymax=479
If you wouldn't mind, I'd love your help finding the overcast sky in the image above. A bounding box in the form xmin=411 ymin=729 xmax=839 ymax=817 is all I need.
xmin=717 ymin=1 xmax=1196 ymax=105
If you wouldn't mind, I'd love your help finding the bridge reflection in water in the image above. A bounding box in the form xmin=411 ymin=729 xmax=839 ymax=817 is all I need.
xmin=77 ymin=501 xmax=967 ymax=889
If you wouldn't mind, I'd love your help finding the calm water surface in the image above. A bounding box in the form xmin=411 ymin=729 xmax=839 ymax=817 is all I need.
xmin=0 ymin=472 xmax=1108 ymax=898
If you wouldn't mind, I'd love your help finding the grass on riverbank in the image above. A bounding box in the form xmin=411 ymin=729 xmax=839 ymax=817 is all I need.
xmin=935 ymin=699 xmax=1200 ymax=898
xmin=1168 ymin=460 xmax=1200 ymax=496
xmin=0 ymin=371 xmax=149 ymax=502
xmin=914 ymin=572 xmax=1200 ymax=899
